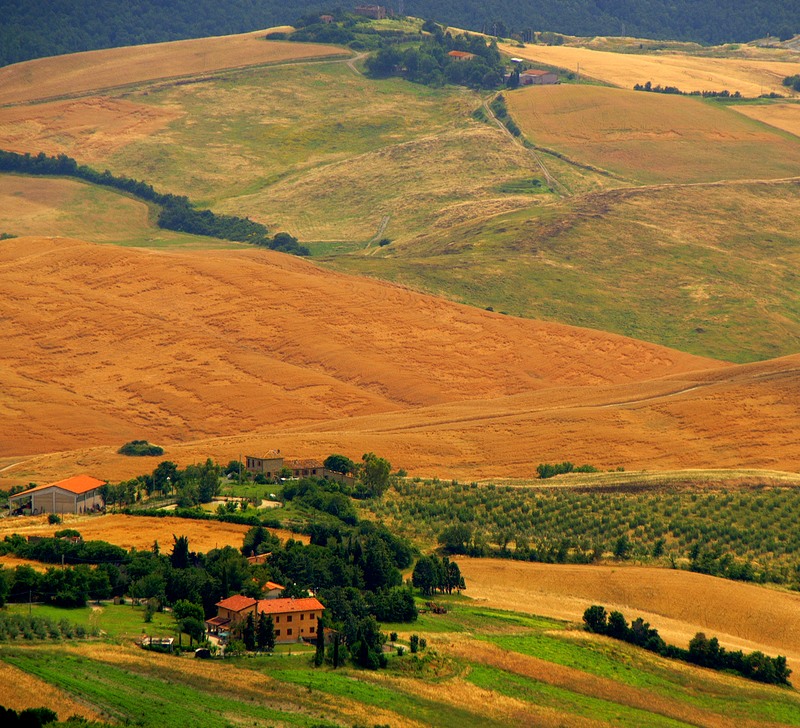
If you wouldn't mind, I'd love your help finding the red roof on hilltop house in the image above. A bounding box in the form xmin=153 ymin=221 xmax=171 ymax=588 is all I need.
xmin=448 ymin=50 xmax=475 ymax=59
xmin=522 ymin=69 xmax=551 ymax=76
xmin=258 ymin=597 xmax=324 ymax=615
xmin=264 ymin=581 xmax=284 ymax=591
xmin=216 ymin=594 xmax=257 ymax=612
xmin=16 ymin=475 xmax=106 ymax=497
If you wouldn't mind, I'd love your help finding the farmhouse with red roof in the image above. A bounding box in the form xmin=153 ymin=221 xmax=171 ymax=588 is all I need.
xmin=205 ymin=594 xmax=324 ymax=643
xmin=8 ymin=474 xmax=106 ymax=516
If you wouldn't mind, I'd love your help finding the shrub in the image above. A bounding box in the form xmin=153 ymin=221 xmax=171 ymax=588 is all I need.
xmin=47 ymin=514 xmax=61 ymax=525
xmin=118 ymin=440 xmax=164 ymax=457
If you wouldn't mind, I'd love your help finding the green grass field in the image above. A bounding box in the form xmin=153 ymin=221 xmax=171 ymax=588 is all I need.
xmin=3 ymin=597 xmax=799 ymax=727
xmin=327 ymin=179 xmax=800 ymax=362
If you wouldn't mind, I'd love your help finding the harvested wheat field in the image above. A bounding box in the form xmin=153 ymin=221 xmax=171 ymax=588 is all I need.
xmin=0 ymin=513 xmax=305 ymax=551
xmin=732 ymin=101 xmax=800 ymax=138
xmin=0 ymin=97 xmax=184 ymax=162
xmin=0 ymin=30 xmax=348 ymax=106
xmin=0 ymin=235 xmax=717 ymax=462
xmin=500 ymin=42 xmax=799 ymax=97
xmin=506 ymin=84 xmax=800 ymax=183
xmin=0 ymin=659 xmax=103 ymax=721
xmin=457 ymin=558 xmax=800 ymax=671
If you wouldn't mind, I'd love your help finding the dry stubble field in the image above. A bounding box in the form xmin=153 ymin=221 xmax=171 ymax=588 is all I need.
xmin=457 ymin=558 xmax=800 ymax=673
xmin=732 ymin=101 xmax=800 ymax=138
xmin=500 ymin=41 xmax=800 ymax=96
xmin=0 ymin=513 xmax=305 ymax=552
xmin=0 ymin=30 xmax=347 ymax=106
xmin=505 ymin=84 xmax=800 ymax=183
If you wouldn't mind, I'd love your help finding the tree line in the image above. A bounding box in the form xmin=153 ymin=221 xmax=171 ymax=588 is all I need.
xmin=1 ymin=1 xmax=796 ymax=69
xmin=0 ymin=150 xmax=309 ymax=255
xmin=583 ymin=605 xmax=791 ymax=685
xmin=633 ymin=81 xmax=744 ymax=98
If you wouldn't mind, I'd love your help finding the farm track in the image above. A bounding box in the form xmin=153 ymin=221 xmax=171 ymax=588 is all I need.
xmin=482 ymin=95 xmax=566 ymax=194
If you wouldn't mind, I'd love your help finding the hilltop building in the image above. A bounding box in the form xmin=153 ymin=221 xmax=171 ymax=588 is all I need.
xmin=448 ymin=50 xmax=477 ymax=61
xmin=354 ymin=5 xmax=387 ymax=20
xmin=8 ymin=474 xmax=106 ymax=515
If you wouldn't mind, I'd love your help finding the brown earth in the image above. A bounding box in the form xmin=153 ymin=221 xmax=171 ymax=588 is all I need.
xmin=457 ymin=558 xmax=800 ymax=673
xmin=0 ymin=30 xmax=347 ymax=106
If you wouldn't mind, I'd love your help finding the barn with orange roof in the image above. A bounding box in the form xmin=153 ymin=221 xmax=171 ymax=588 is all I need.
xmin=8 ymin=474 xmax=106 ymax=515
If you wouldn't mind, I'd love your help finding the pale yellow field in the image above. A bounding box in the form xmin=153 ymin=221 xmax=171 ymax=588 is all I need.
xmin=505 ymin=84 xmax=800 ymax=183
xmin=0 ymin=659 xmax=103 ymax=721
xmin=500 ymin=42 xmax=800 ymax=96
xmin=457 ymin=558 xmax=800 ymax=672
xmin=0 ymin=513 xmax=307 ymax=551
xmin=732 ymin=101 xmax=800 ymax=137
xmin=0 ymin=30 xmax=348 ymax=106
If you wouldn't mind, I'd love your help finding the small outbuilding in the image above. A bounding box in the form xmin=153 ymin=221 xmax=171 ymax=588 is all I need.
xmin=8 ymin=474 xmax=106 ymax=516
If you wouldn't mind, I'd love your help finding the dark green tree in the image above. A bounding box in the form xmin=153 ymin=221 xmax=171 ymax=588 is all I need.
xmin=323 ymin=454 xmax=356 ymax=475
xmin=257 ymin=612 xmax=275 ymax=652
xmin=359 ymin=452 xmax=391 ymax=498
xmin=242 ymin=611 xmax=257 ymax=651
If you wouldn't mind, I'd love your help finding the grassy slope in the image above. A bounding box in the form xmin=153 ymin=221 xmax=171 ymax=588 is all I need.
xmin=2 ymin=598 xmax=799 ymax=727
xmin=328 ymin=180 xmax=800 ymax=362
xmin=5 ymin=40 xmax=799 ymax=361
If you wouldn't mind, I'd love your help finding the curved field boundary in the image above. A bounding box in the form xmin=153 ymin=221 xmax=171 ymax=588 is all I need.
xmin=456 ymin=558 xmax=800 ymax=672
xmin=0 ymin=30 xmax=350 ymax=106
xmin=499 ymin=42 xmax=800 ymax=97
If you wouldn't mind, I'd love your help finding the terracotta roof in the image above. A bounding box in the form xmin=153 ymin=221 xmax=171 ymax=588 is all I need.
xmin=264 ymin=581 xmax=284 ymax=590
xmin=216 ymin=594 xmax=257 ymax=612
xmin=204 ymin=616 xmax=231 ymax=626
xmin=521 ymin=69 xmax=551 ymax=76
xmin=448 ymin=50 xmax=475 ymax=58
xmin=257 ymin=597 xmax=324 ymax=615
xmin=11 ymin=475 xmax=106 ymax=498
xmin=285 ymin=458 xmax=324 ymax=470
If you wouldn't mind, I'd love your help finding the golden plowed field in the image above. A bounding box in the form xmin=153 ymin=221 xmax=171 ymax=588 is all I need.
xmin=732 ymin=101 xmax=800 ymax=138
xmin=0 ymin=30 xmax=347 ymax=106
xmin=4 ymin=235 xmax=800 ymax=483
xmin=500 ymin=42 xmax=799 ymax=96
xmin=458 ymin=558 xmax=800 ymax=672
xmin=0 ymin=97 xmax=183 ymax=162
xmin=0 ymin=236 xmax=718 ymax=467
xmin=505 ymin=84 xmax=800 ymax=183
xmin=0 ymin=513 xmax=305 ymax=551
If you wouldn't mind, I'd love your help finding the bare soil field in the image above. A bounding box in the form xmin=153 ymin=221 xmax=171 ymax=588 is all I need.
xmin=0 ymin=31 xmax=347 ymax=106
xmin=500 ymin=42 xmax=800 ymax=96
xmin=732 ymin=102 xmax=800 ymax=138
xmin=0 ymin=235 xmax=718 ymax=466
xmin=505 ymin=84 xmax=800 ymax=183
xmin=0 ymin=513 xmax=305 ymax=551
xmin=0 ymin=97 xmax=184 ymax=162
xmin=457 ymin=558 xmax=800 ymax=672
xmin=0 ymin=659 xmax=103 ymax=721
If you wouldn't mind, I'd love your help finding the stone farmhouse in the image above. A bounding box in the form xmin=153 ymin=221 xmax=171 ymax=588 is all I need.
xmin=354 ymin=5 xmax=387 ymax=20
xmin=520 ymin=69 xmax=559 ymax=85
xmin=245 ymin=452 xmax=354 ymax=486
xmin=8 ymin=474 xmax=106 ymax=516
xmin=205 ymin=594 xmax=325 ymax=643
